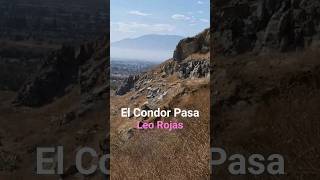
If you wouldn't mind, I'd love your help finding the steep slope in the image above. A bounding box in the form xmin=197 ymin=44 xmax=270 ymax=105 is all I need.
xmin=212 ymin=48 xmax=320 ymax=180
xmin=14 ymin=37 xmax=108 ymax=108
xmin=111 ymin=29 xmax=210 ymax=179
xmin=0 ymin=37 xmax=109 ymax=180
xmin=212 ymin=1 xmax=320 ymax=179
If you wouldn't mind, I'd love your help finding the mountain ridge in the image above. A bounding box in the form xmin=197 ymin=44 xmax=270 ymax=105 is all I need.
xmin=112 ymin=34 xmax=184 ymax=51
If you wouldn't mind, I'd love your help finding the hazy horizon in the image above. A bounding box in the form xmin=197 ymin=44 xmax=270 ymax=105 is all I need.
xmin=111 ymin=0 xmax=209 ymax=62
xmin=111 ymin=33 xmax=184 ymax=61
xmin=111 ymin=47 xmax=174 ymax=62
xmin=111 ymin=33 xmax=184 ymax=43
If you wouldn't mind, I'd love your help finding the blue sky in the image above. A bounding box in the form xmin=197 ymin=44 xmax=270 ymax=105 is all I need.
xmin=111 ymin=0 xmax=210 ymax=42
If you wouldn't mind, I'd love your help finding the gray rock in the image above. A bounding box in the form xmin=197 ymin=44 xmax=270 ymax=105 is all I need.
xmin=178 ymin=60 xmax=210 ymax=79
xmin=146 ymin=87 xmax=161 ymax=99
xmin=115 ymin=75 xmax=139 ymax=95
xmin=161 ymin=61 xmax=178 ymax=76
xmin=173 ymin=28 xmax=210 ymax=61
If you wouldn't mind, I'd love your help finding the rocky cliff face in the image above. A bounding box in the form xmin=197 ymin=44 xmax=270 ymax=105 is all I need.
xmin=214 ymin=0 xmax=320 ymax=55
xmin=14 ymin=37 xmax=109 ymax=108
xmin=173 ymin=28 xmax=210 ymax=61
xmin=163 ymin=29 xmax=210 ymax=79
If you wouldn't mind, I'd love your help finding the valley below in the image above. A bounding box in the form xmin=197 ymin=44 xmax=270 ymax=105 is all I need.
xmin=110 ymin=59 xmax=157 ymax=90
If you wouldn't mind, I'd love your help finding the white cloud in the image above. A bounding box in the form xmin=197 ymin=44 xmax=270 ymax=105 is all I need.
xmin=197 ymin=10 xmax=203 ymax=14
xmin=171 ymin=14 xmax=191 ymax=21
xmin=112 ymin=22 xmax=175 ymax=33
xmin=197 ymin=1 xmax=204 ymax=4
xmin=200 ymin=18 xmax=209 ymax=23
xmin=128 ymin=10 xmax=151 ymax=16
xmin=171 ymin=13 xmax=209 ymax=25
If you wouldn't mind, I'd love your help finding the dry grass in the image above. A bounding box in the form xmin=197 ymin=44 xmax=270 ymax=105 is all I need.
xmin=110 ymin=80 xmax=210 ymax=180
xmin=0 ymin=87 xmax=107 ymax=180
xmin=212 ymin=49 xmax=320 ymax=179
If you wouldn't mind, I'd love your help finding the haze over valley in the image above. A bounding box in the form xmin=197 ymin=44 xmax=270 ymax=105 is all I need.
xmin=111 ymin=34 xmax=183 ymax=62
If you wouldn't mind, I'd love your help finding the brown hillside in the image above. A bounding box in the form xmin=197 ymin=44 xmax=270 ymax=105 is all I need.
xmin=111 ymin=30 xmax=211 ymax=180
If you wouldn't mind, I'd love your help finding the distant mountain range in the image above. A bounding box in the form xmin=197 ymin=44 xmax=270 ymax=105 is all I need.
xmin=111 ymin=34 xmax=184 ymax=61
xmin=112 ymin=34 xmax=184 ymax=50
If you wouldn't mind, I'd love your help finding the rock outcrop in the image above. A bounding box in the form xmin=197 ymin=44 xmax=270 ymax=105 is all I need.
xmin=161 ymin=59 xmax=209 ymax=79
xmin=14 ymin=38 xmax=109 ymax=108
xmin=115 ymin=75 xmax=139 ymax=96
xmin=173 ymin=28 xmax=210 ymax=61
xmin=163 ymin=28 xmax=211 ymax=79
xmin=178 ymin=60 xmax=210 ymax=79
xmin=214 ymin=0 xmax=320 ymax=55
